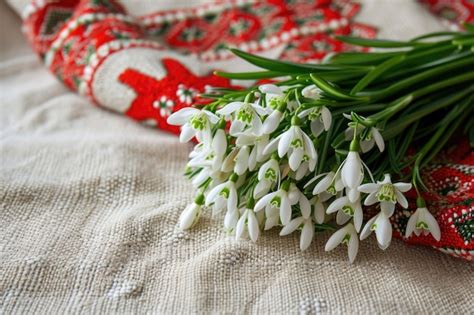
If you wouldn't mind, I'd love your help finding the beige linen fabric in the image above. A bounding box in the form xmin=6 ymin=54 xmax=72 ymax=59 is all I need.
xmin=1 ymin=1 xmax=472 ymax=314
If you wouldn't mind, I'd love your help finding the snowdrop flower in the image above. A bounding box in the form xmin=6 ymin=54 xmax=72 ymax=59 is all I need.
xmin=205 ymin=175 xmax=239 ymax=214
xmin=178 ymin=195 xmax=204 ymax=230
xmin=234 ymin=146 xmax=250 ymax=175
xmin=221 ymin=147 xmax=238 ymax=173
xmin=360 ymin=212 xmax=392 ymax=250
xmin=327 ymin=196 xmax=363 ymax=232
xmin=279 ymin=192 xmax=313 ymax=250
xmin=224 ymin=209 xmax=240 ymax=233
xmin=235 ymin=209 xmax=260 ymax=242
xmin=254 ymin=158 xmax=280 ymax=198
xmin=341 ymin=151 xmax=365 ymax=202
xmin=306 ymin=171 xmax=342 ymax=196
xmin=264 ymin=125 xmax=317 ymax=171
xmin=311 ymin=196 xmax=326 ymax=224
xmin=259 ymin=84 xmax=288 ymax=134
xmin=325 ymin=223 xmax=359 ymax=263
xmin=358 ymin=174 xmax=412 ymax=216
xmin=298 ymin=106 xmax=332 ymax=137
xmin=294 ymin=154 xmax=317 ymax=180
xmin=217 ymin=101 xmax=267 ymax=136
xmin=167 ymin=108 xmax=219 ymax=143
xmin=405 ymin=205 xmax=441 ymax=241
xmin=301 ymin=85 xmax=322 ymax=99
xmin=187 ymin=129 xmax=227 ymax=172
xmin=280 ymin=217 xmax=315 ymax=250
xmin=254 ymin=182 xmax=297 ymax=225
xmin=236 ymin=133 xmax=269 ymax=170
xmin=264 ymin=204 xmax=280 ymax=230
xmin=345 ymin=123 xmax=385 ymax=153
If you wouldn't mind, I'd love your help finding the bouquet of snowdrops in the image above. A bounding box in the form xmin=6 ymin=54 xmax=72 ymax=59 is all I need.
xmin=167 ymin=28 xmax=474 ymax=262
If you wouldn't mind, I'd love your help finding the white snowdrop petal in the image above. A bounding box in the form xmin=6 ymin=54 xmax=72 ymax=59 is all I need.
xmin=295 ymin=162 xmax=308 ymax=180
xmin=179 ymin=204 xmax=199 ymax=230
xmin=360 ymin=139 xmax=374 ymax=153
xmin=251 ymin=114 xmax=263 ymax=136
xmin=254 ymin=192 xmax=277 ymax=212
xmin=360 ymin=215 xmax=377 ymax=240
xmin=354 ymin=203 xmax=363 ymax=232
xmin=298 ymin=109 xmax=311 ymax=118
xmin=327 ymin=196 xmax=348 ymax=214
xmin=280 ymin=196 xmax=292 ymax=225
xmin=393 ymin=182 xmax=412 ymax=192
xmin=395 ymin=190 xmax=409 ymax=208
xmin=313 ymin=200 xmax=326 ymax=224
xmin=347 ymin=188 xmax=360 ymax=203
xmin=358 ymin=183 xmax=379 ymax=194
xmin=263 ymin=111 xmax=282 ymax=134
xmin=310 ymin=120 xmax=325 ymax=137
xmin=236 ymin=134 xmax=254 ymax=146
xmin=299 ymin=194 xmax=311 ymax=219
xmin=205 ymin=183 xmax=226 ymax=205
xmin=191 ymin=169 xmax=209 ymax=187
xmin=180 ymin=124 xmax=195 ymax=143
xmin=375 ymin=214 xmax=392 ymax=249
xmin=405 ymin=211 xmax=418 ymax=238
xmin=380 ymin=201 xmax=395 ymax=217
xmin=348 ymin=234 xmax=359 ymax=263
xmin=278 ymin=128 xmax=294 ymax=157
xmin=372 ymin=127 xmax=385 ymax=152
xmin=248 ymin=147 xmax=257 ymax=171
xmin=235 ymin=212 xmax=247 ymax=239
xmin=230 ymin=119 xmax=245 ymax=136
xmin=263 ymin=134 xmax=281 ymax=155
xmin=364 ymin=192 xmax=378 ymax=206
xmin=280 ymin=217 xmax=304 ymax=236
xmin=217 ymin=102 xmax=243 ymax=115
xmin=259 ymin=84 xmax=283 ymax=95
xmin=167 ymin=108 xmax=198 ymax=125
xmin=422 ymin=209 xmax=441 ymax=241
xmin=336 ymin=209 xmax=351 ymax=225
xmin=247 ymin=211 xmax=260 ymax=242
xmin=253 ymin=180 xmax=271 ymax=199
xmin=289 ymin=148 xmax=304 ymax=171
xmin=341 ymin=152 xmax=363 ymax=188
xmin=234 ymin=147 xmax=250 ymax=175
xmin=264 ymin=215 xmax=279 ymax=230
xmin=324 ymin=227 xmax=346 ymax=251
xmin=228 ymin=186 xmax=238 ymax=212
xmin=302 ymin=132 xmax=317 ymax=160
xmin=313 ymin=173 xmax=333 ymax=194
xmin=300 ymin=219 xmax=315 ymax=250
xmin=321 ymin=107 xmax=332 ymax=131
xmin=204 ymin=110 xmax=220 ymax=124
xmin=221 ymin=148 xmax=238 ymax=172
xmin=213 ymin=129 xmax=227 ymax=155
xmin=224 ymin=209 xmax=239 ymax=231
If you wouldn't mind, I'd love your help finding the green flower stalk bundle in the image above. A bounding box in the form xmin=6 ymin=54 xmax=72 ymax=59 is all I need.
xmin=167 ymin=27 xmax=474 ymax=262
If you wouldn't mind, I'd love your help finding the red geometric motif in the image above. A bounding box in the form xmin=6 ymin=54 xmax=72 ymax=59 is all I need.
xmin=420 ymin=0 xmax=474 ymax=27
xmin=118 ymin=58 xmax=231 ymax=133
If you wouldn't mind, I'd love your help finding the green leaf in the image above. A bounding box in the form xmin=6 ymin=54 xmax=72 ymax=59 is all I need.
xmin=336 ymin=36 xmax=431 ymax=48
xmin=310 ymin=74 xmax=369 ymax=101
xmin=229 ymin=48 xmax=366 ymax=73
xmin=411 ymin=31 xmax=460 ymax=42
xmin=350 ymin=55 xmax=405 ymax=94
xmin=214 ymin=70 xmax=287 ymax=79
xmin=463 ymin=23 xmax=474 ymax=34
xmin=328 ymin=51 xmax=401 ymax=65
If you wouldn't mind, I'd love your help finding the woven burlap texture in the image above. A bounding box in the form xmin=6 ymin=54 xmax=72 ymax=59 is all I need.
xmin=1 ymin=0 xmax=472 ymax=313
